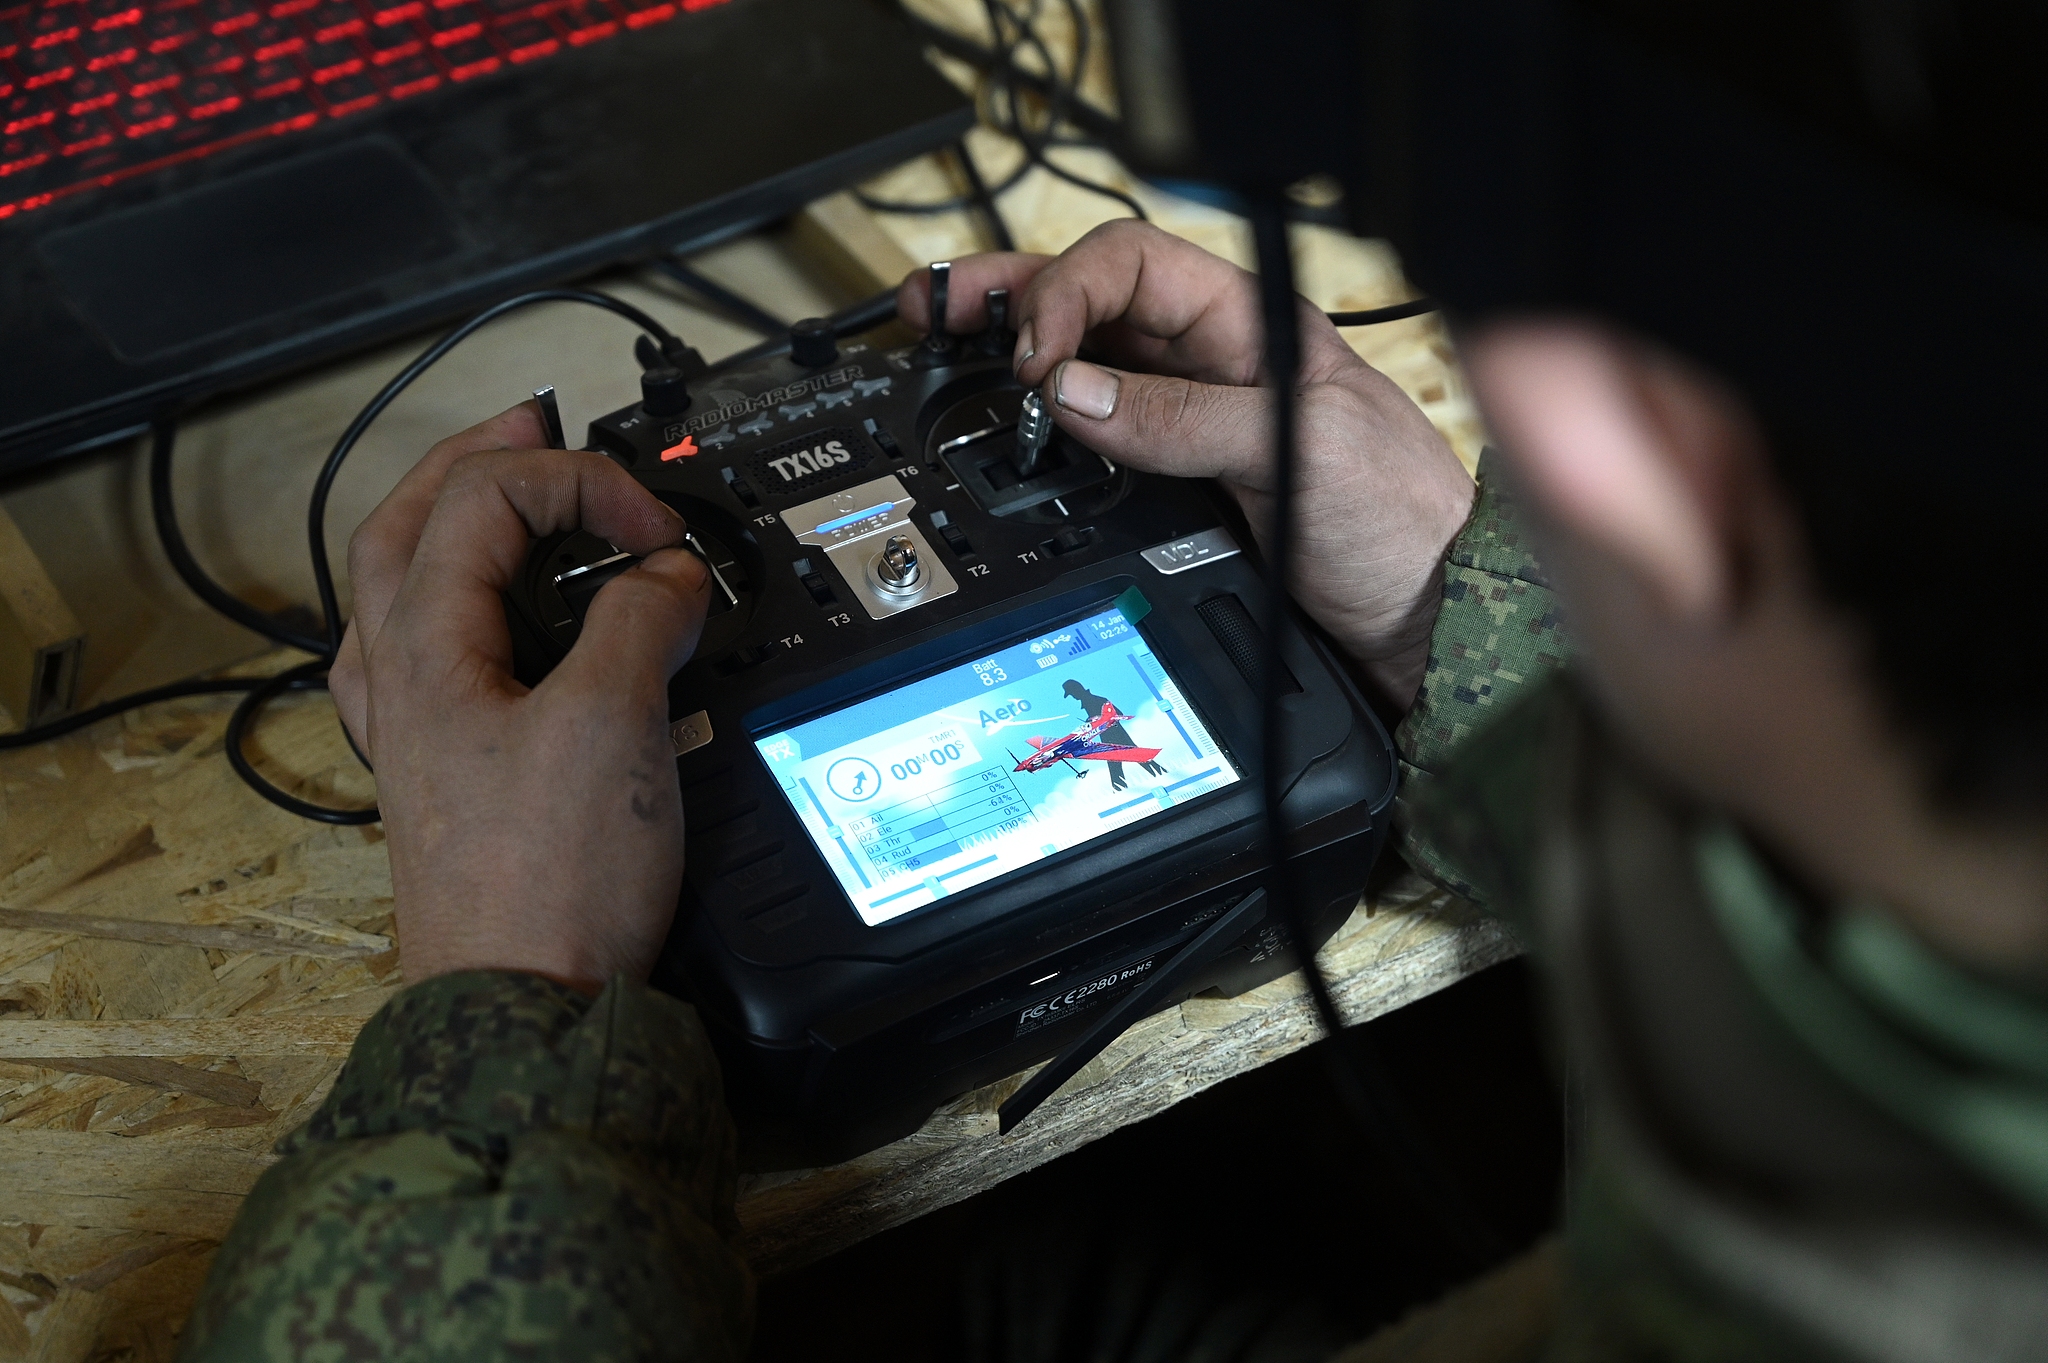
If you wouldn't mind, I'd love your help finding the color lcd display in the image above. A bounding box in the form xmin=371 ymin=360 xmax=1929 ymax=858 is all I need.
xmin=753 ymin=605 xmax=1241 ymax=925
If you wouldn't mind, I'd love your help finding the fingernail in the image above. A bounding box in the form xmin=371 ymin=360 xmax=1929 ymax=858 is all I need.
xmin=1012 ymin=320 xmax=1036 ymax=373
xmin=1053 ymin=360 xmax=1119 ymax=420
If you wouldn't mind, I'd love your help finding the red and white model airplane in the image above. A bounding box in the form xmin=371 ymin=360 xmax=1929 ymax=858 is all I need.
xmin=1010 ymin=703 xmax=1162 ymax=775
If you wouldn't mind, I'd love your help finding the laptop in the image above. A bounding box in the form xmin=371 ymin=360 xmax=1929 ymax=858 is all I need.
xmin=0 ymin=0 xmax=971 ymax=475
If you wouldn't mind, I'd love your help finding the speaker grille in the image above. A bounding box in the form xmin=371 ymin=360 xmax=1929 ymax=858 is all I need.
xmin=1195 ymin=594 xmax=1302 ymax=696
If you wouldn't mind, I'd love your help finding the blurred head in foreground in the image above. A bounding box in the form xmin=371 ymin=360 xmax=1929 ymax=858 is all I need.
xmin=1450 ymin=0 xmax=2048 ymax=967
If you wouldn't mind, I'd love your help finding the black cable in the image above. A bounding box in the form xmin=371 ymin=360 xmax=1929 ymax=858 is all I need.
xmin=856 ymin=155 xmax=1032 ymax=216
xmin=1248 ymin=193 xmax=1503 ymax=1272
xmin=652 ymin=256 xmax=789 ymax=336
xmin=225 ymin=660 xmax=379 ymax=825
xmin=954 ymin=138 xmax=1017 ymax=252
xmin=0 ymin=676 xmax=264 ymax=749
xmin=992 ymin=0 xmax=1150 ymax=222
xmin=1327 ymin=299 xmax=1439 ymax=326
xmin=149 ymin=420 xmax=328 ymax=657
xmin=895 ymin=5 xmax=1120 ymax=143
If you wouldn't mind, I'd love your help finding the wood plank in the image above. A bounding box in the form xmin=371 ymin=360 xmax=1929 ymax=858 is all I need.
xmin=0 ymin=908 xmax=378 ymax=961
xmin=0 ymin=1131 xmax=277 ymax=1239
xmin=0 ymin=1018 xmax=365 ymax=1059
xmin=788 ymin=191 xmax=925 ymax=298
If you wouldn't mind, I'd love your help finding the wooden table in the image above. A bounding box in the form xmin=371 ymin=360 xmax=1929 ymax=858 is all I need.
xmin=0 ymin=10 xmax=1507 ymax=1355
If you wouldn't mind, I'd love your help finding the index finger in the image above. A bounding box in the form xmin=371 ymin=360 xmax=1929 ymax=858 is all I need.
xmin=374 ymin=448 xmax=687 ymax=702
xmin=1012 ymin=220 xmax=1266 ymax=390
xmin=345 ymin=401 xmax=549 ymax=663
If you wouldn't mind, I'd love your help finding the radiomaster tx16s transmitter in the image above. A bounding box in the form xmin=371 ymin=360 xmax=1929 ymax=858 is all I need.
xmin=504 ymin=274 xmax=1397 ymax=1165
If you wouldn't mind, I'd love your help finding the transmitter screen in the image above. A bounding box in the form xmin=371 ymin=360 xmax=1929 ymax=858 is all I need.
xmin=753 ymin=605 xmax=1242 ymax=926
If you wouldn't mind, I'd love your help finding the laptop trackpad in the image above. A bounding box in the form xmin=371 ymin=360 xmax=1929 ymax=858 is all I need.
xmin=39 ymin=139 xmax=465 ymax=363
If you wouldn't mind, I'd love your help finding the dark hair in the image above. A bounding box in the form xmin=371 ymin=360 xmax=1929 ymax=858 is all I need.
xmin=1588 ymin=0 xmax=2048 ymax=809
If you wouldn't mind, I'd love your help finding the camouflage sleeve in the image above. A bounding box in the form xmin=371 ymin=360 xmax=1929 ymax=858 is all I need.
xmin=179 ymin=971 xmax=752 ymax=1363
xmin=1393 ymin=450 xmax=1575 ymax=902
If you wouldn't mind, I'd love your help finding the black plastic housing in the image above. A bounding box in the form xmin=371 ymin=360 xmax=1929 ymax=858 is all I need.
xmin=505 ymin=329 xmax=1398 ymax=1167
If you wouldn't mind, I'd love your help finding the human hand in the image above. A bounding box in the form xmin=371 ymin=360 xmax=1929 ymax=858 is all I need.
xmin=327 ymin=402 xmax=711 ymax=993
xmin=898 ymin=221 xmax=1475 ymax=708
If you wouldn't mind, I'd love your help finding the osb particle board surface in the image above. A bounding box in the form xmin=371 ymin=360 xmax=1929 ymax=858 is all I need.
xmin=0 ymin=665 xmax=1513 ymax=1356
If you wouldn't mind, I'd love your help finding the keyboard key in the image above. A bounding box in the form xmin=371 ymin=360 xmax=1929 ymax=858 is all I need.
xmin=436 ymin=34 xmax=495 ymax=77
xmin=179 ymin=35 xmax=243 ymax=71
xmin=267 ymin=0 xmax=318 ymax=18
xmin=56 ymin=108 xmax=115 ymax=153
xmin=124 ymin=54 xmax=178 ymax=92
xmin=559 ymin=0 xmax=612 ymax=43
xmin=177 ymin=71 xmax=239 ymax=115
xmin=64 ymin=69 xmax=121 ymax=110
xmin=369 ymin=0 xmax=421 ymax=23
xmin=86 ymin=0 xmax=144 ymax=25
xmin=118 ymin=91 xmax=175 ymax=132
xmin=306 ymin=1 xmax=360 ymax=39
xmin=620 ymin=0 xmax=672 ymax=30
xmin=248 ymin=86 xmax=315 ymax=127
xmin=1 ymin=130 xmax=53 ymax=176
xmin=26 ymin=9 xmax=84 ymax=48
xmin=81 ymin=26 xmax=138 ymax=66
xmin=21 ymin=46 xmax=79 ymax=89
xmin=142 ymin=8 xmax=198 ymax=51
xmin=382 ymin=49 xmax=434 ymax=94
xmin=302 ymin=36 xmax=360 ymax=78
xmin=246 ymin=18 xmax=301 ymax=56
xmin=363 ymin=21 xmax=417 ymax=60
xmin=491 ymin=15 xmax=552 ymax=60
xmin=2 ymin=93 xmax=56 ymax=134
xmin=245 ymin=55 xmax=298 ymax=93
xmin=315 ymin=67 xmax=376 ymax=113
xmin=424 ymin=2 xmax=475 ymax=42
xmin=203 ymin=0 xmax=258 ymax=34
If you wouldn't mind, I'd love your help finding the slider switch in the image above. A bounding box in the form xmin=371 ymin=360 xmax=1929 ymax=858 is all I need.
xmin=794 ymin=557 xmax=838 ymax=606
xmin=720 ymin=466 xmax=760 ymax=508
xmin=863 ymin=417 xmax=906 ymax=460
xmin=929 ymin=510 xmax=974 ymax=559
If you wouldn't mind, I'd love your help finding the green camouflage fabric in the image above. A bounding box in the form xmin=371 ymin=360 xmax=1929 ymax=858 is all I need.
xmin=178 ymin=971 xmax=752 ymax=1362
xmin=1394 ymin=451 xmax=1574 ymax=899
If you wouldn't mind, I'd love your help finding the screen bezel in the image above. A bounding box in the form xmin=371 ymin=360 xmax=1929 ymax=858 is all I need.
xmin=744 ymin=589 xmax=1247 ymax=929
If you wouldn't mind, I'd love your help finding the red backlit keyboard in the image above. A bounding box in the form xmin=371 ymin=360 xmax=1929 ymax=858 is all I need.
xmin=0 ymin=0 xmax=728 ymax=220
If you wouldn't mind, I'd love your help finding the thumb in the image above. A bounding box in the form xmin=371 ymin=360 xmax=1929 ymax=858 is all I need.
xmin=1042 ymin=359 xmax=1274 ymax=488
xmin=545 ymin=548 xmax=713 ymax=714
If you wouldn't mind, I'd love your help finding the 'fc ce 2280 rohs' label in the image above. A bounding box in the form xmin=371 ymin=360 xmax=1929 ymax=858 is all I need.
xmin=1015 ymin=956 xmax=1156 ymax=1037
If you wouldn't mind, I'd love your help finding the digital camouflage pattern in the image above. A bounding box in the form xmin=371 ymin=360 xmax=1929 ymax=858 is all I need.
xmin=1394 ymin=452 xmax=1574 ymax=900
xmin=179 ymin=971 xmax=752 ymax=1362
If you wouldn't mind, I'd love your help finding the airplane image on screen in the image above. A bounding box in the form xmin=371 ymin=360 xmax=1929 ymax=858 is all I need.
xmin=1009 ymin=702 xmax=1163 ymax=776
